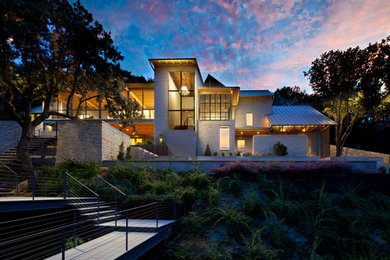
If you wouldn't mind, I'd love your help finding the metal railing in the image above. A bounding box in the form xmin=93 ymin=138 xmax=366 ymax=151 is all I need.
xmin=0 ymin=127 xmax=21 ymax=153
xmin=0 ymin=198 xmax=178 ymax=259
xmin=0 ymin=161 xmax=20 ymax=196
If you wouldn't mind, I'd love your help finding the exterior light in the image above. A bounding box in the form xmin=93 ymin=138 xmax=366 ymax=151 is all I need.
xmin=159 ymin=137 xmax=163 ymax=143
xmin=119 ymin=124 xmax=123 ymax=127
xmin=180 ymin=86 xmax=189 ymax=96
xmin=240 ymin=131 xmax=243 ymax=135
xmin=257 ymin=131 xmax=259 ymax=134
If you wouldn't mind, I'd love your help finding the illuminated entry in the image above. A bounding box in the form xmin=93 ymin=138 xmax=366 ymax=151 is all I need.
xmin=237 ymin=140 xmax=245 ymax=152
xmin=220 ymin=126 xmax=230 ymax=150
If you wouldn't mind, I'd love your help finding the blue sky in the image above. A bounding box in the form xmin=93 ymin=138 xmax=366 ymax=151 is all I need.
xmin=79 ymin=0 xmax=390 ymax=91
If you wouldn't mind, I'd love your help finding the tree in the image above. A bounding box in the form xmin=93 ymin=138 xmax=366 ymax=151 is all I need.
xmin=0 ymin=0 xmax=139 ymax=173
xmin=273 ymin=86 xmax=323 ymax=111
xmin=305 ymin=37 xmax=390 ymax=156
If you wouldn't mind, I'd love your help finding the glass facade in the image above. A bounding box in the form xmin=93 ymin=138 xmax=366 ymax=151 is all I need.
xmin=200 ymin=94 xmax=232 ymax=120
xmin=168 ymin=71 xmax=195 ymax=130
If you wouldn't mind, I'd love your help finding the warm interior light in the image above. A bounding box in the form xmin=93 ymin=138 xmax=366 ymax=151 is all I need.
xmin=180 ymin=86 xmax=189 ymax=96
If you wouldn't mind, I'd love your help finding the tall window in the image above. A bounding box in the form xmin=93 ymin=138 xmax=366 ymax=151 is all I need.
xmin=246 ymin=113 xmax=253 ymax=126
xmin=220 ymin=126 xmax=230 ymax=150
xmin=168 ymin=71 xmax=195 ymax=130
xmin=200 ymin=94 xmax=232 ymax=120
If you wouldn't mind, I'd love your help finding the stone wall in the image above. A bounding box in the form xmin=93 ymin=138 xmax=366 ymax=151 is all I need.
xmin=0 ymin=121 xmax=21 ymax=153
xmin=56 ymin=120 xmax=103 ymax=162
xmin=253 ymin=135 xmax=307 ymax=157
xmin=198 ymin=120 xmax=235 ymax=156
xmin=330 ymin=145 xmax=390 ymax=165
xmin=101 ymin=122 xmax=131 ymax=161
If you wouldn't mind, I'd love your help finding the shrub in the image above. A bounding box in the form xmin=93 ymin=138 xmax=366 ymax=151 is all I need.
xmin=146 ymin=140 xmax=154 ymax=145
xmin=125 ymin=145 xmax=132 ymax=160
xmin=204 ymin=144 xmax=211 ymax=156
xmin=213 ymin=151 xmax=218 ymax=156
xmin=221 ymin=152 xmax=225 ymax=156
xmin=236 ymin=151 xmax=241 ymax=156
xmin=273 ymin=141 xmax=288 ymax=156
xmin=229 ymin=152 xmax=233 ymax=156
xmin=180 ymin=212 xmax=206 ymax=236
xmin=117 ymin=142 xmax=125 ymax=161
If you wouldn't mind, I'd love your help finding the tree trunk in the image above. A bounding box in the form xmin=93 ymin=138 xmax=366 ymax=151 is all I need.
xmin=336 ymin=142 xmax=343 ymax=157
xmin=16 ymin=123 xmax=34 ymax=178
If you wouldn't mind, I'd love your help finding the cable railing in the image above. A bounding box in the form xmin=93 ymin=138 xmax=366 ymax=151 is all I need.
xmin=0 ymin=199 xmax=178 ymax=260
xmin=0 ymin=127 xmax=21 ymax=153
xmin=0 ymin=161 xmax=20 ymax=196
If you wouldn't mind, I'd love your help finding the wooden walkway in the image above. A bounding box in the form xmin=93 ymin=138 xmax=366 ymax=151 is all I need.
xmin=46 ymin=219 xmax=175 ymax=260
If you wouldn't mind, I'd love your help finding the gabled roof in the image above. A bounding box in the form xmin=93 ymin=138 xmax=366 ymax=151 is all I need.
xmin=204 ymin=74 xmax=225 ymax=87
xmin=239 ymin=90 xmax=273 ymax=96
xmin=266 ymin=106 xmax=336 ymax=126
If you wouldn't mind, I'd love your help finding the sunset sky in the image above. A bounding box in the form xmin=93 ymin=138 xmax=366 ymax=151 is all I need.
xmin=80 ymin=0 xmax=390 ymax=91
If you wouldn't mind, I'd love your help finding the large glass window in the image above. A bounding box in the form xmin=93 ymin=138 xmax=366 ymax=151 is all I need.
xmin=168 ymin=71 xmax=195 ymax=130
xmin=237 ymin=140 xmax=245 ymax=152
xmin=200 ymin=94 xmax=231 ymax=120
xmin=220 ymin=126 xmax=230 ymax=150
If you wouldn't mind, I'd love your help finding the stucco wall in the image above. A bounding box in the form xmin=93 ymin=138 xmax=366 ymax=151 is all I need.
xmin=307 ymin=127 xmax=330 ymax=157
xmin=253 ymin=135 xmax=307 ymax=157
xmin=0 ymin=121 xmax=21 ymax=153
xmin=153 ymin=64 xmax=199 ymax=156
xmin=198 ymin=120 xmax=235 ymax=156
xmin=235 ymin=96 xmax=272 ymax=129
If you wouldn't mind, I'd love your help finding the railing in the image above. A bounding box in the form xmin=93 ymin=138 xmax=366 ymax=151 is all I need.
xmin=0 ymin=161 xmax=20 ymax=196
xmin=0 ymin=127 xmax=21 ymax=153
xmin=0 ymin=200 xmax=176 ymax=259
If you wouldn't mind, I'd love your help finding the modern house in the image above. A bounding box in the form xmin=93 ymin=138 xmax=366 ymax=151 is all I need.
xmin=37 ymin=58 xmax=335 ymax=159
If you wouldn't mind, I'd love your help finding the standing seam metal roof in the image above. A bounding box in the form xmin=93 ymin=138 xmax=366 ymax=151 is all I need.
xmin=266 ymin=106 xmax=336 ymax=126
xmin=239 ymin=90 xmax=273 ymax=96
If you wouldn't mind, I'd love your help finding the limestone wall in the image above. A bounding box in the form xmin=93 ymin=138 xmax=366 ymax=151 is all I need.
xmin=253 ymin=135 xmax=307 ymax=157
xmin=198 ymin=120 xmax=235 ymax=156
xmin=56 ymin=120 xmax=103 ymax=162
xmin=57 ymin=120 xmax=134 ymax=162
xmin=330 ymin=145 xmax=390 ymax=165
xmin=101 ymin=122 xmax=131 ymax=161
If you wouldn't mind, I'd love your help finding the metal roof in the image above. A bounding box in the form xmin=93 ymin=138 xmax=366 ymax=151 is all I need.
xmin=239 ymin=90 xmax=274 ymax=96
xmin=266 ymin=106 xmax=336 ymax=126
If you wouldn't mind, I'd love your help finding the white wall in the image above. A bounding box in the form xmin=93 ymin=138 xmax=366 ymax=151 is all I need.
xmin=253 ymin=135 xmax=307 ymax=157
xmin=153 ymin=64 xmax=198 ymax=156
xmin=235 ymin=96 xmax=272 ymax=129
xmin=198 ymin=120 xmax=235 ymax=156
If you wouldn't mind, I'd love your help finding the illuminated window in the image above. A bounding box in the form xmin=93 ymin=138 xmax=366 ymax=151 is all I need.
xmin=237 ymin=140 xmax=245 ymax=152
xmin=220 ymin=126 xmax=230 ymax=150
xmin=200 ymin=94 xmax=232 ymax=120
xmin=246 ymin=113 xmax=253 ymax=126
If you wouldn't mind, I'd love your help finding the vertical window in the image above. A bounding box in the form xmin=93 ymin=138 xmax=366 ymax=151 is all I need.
xmin=220 ymin=126 xmax=230 ymax=150
xmin=246 ymin=113 xmax=253 ymax=126
xmin=237 ymin=140 xmax=245 ymax=152
xmin=168 ymin=71 xmax=195 ymax=129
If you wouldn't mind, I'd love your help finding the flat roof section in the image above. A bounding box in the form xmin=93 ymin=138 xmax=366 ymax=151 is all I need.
xmin=266 ymin=106 xmax=337 ymax=126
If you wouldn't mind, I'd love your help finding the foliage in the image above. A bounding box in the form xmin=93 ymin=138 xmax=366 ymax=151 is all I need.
xmin=125 ymin=145 xmax=131 ymax=160
xmin=305 ymin=37 xmax=390 ymax=156
xmin=221 ymin=151 xmax=225 ymax=156
xmin=204 ymin=144 xmax=211 ymax=156
xmin=146 ymin=140 xmax=154 ymax=145
xmin=0 ymin=0 xmax=140 ymax=167
xmin=37 ymin=162 xmax=390 ymax=259
xmin=273 ymin=141 xmax=288 ymax=156
xmin=117 ymin=142 xmax=125 ymax=161
xmin=65 ymin=236 xmax=84 ymax=250
xmin=213 ymin=151 xmax=218 ymax=156
xmin=236 ymin=151 xmax=241 ymax=156
xmin=229 ymin=152 xmax=233 ymax=156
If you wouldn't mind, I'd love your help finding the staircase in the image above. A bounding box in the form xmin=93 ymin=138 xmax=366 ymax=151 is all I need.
xmin=0 ymin=137 xmax=56 ymax=175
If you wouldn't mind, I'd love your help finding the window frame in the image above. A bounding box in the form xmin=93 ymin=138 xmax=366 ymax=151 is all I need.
xmin=219 ymin=126 xmax=230 ymax=150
